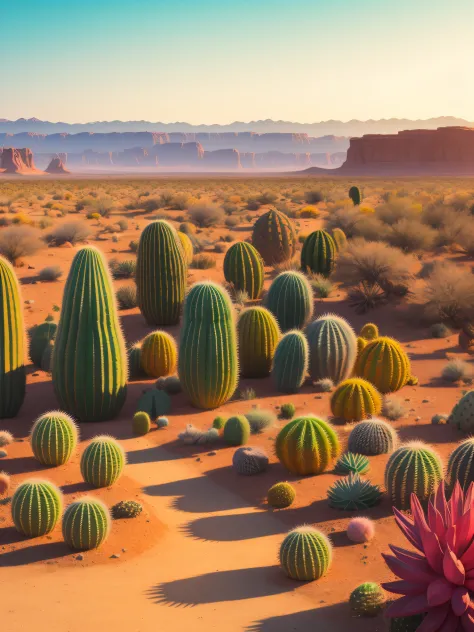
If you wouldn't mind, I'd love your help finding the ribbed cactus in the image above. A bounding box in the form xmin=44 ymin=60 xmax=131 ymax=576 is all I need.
xmin=301 ymin=229 xmax=336 ymax=277
xmin=306 ymin=314 xmax=357 ymax=384
xmin=334 ymin=452 xmax=370 ymax=475
xmin=0 ymin=256 xmax=25 ymax=418
xmin=81 ymin=435 xmax=125 ymax=488
xmin=41 ymin=340 xmax=54 ymax=373
xmin=128 ymin=342 xmax=145 ymax=380
xmin=276 ymin=416 xmax=340 ymax=475
xmin=349 ymin=185 xmax=361 ymax=206
xmin=266 ymin=271 xmax=313 ymax=332
xmin=354 ymin=336 xmax=411 ymax=393
xmin=446 ymin=437 xmax=474 ymax=492
xmin=140 ymin=330 xmax=177 ymax=378
xmin=30 ymin=411 xmax=78 ymax=466
xmin=271 ymin=330 xmax=309 ymax=393
xmin=348 ymin=418 xmax=397 ymax=455
xmin=223 ymin=241 xmax=264 ymax=300
xmin=178 ymin=282 xmax=238 ymax=409
xmin=11 ymin=479 xmax=62 ymax=537
xmin=328 ymin=473 xmax=382 ymax=510
xmin=62 ymin=497 xmax=111 ymax=550
xmin=359 ymin=323 xmax=379 ymax=341
xmin=267 ymin=482 xmax=296 ymax=508
xmin=279 ymin=526 xmax=332 ymax=581
xmin=330 ymin=377 xmax=382 ymax=422
xmin=238 ymin=307 xmax=280 ymax=378
xmin=349 ymin=583 xmax=386 ymax=617
xmin=223 ymin=415 xmax=250 ymax=446
xmin=356 ymin=336 xmax=368 ymax=358
xmin=132 ymin=411 xmax=151 ymax=436
xmin=29 ymin=320 xmax=57 ymax=367
xmin=136 ymin=388 xmax=171 ymax=420
xmin=385 ymin=441 xmax=443 ymax=510
xmin=448 ymin=390 xmax=474 ymax=432
xmin=232 ymin=446 xmax=268 ymax=475
xmin=52 ymin=246 xmax=127 ymax=422
xmin=136 ymin=220 xmax=187 ymax=326
xmin=332 ymin=227 xmax=347 ymax=252
xmin=177 ymin=231 xmax=194 ymax=264
xmin=252 ymin=208 xmax=296 ymax=265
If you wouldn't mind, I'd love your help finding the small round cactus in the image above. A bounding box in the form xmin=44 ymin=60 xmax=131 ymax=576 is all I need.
xmin=213 ymin=416 xmax=226 ymax=430
xmin=448 ymin=390 xmax=474 ymax=432
xmin=132 ymin=412 xmax=151 ymax=436
xmin=223 ymin=416 xmax=250 ymax=446
xmin=0 ymin=471 xmax=11 ymax=496
xmin=112 ymin=500 xmax=143 ymax=519
xmin=279 ymin=526 xmax=332 ymax=581
xmin=81 ymin=435 xmax=125 ymax=488
xmin=30 ymin=411 xmax=78 ymax=466
xmin=0 ymin=430 xmax=14 ymax=447
xmin=62 ymin=497 xmax=111 ymax=550
xmin=232 ymin=447 xmax=269 ymax=475
xmin=11 ymin=479 xmax=62 ymax=537
xmin=348 ymin=418 xmax=397 ymax=456
xmin=29 ymin=320 xmax=57 ymax=367
xmin=334 ymin=452 xmax=370 ymax=475
xmin=128 ymin=342 xmax=145 ymax=380
xmin=446 ymin=437 xmax=474 ymax=492
xmin=349 ymin=582 xmax=386 ymax=617
xmin=140 ymin=330 xmax=177 ymax=378
xmin=347 ymin=517 xmax=375 ymax=543
xmin=359 ymin=323 xmax=379 ymax=341
xmin=268 ymin=482 xmax=296 ymax=508
xmin=156 ymin=416 xmax=169 ymax=429
xmin=279 ymin=403 xmax=296 ymax=420
xmin=330 ymin=378 xmax=382 ymax=422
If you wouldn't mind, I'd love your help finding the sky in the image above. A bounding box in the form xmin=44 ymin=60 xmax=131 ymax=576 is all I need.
xmin=1 ymin=0 xmax=473 ymax=124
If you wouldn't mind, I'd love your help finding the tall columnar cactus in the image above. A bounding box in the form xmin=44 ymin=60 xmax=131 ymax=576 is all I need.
xmin=300 ymin=229 xmax=336 ymax=277
xmin=331 ymin=378 xmax=382 ymax=422
xmin=223 ymin=241 xmax=264 ymax=300
xmin=251 ymin=208 xmax=296 ymax=265
xmin=80 ymin=435 xmax=125 ymax=488
xmin=271 ymin=330 xmax=309 ymax=393
xmin=52 ymin=246 xmax=127 ymax=422
xmin=349 ymin=185 xmax=361 ymax=206
xmin=30 ymin=411 xmax=78 ymax=466
xmin=136 ymin=220 xmax=187 ymax=326
xmin=448 ymin=389 xmax=474 ymax=432
xmin=332 ymin=227 xmax=347 ymax=252
xmin=385 ymin=441 xmax=443 ymax=510
xmin=446 ymin=437 xmax=474 ymax=492
xmin=306 ymin=314 xmax=357 ymax=384
xmin=238 ymin=307 xmax=280 ymax=378
xmin=276 ymin=415 xmax=340 ymax=475
xmin=177 ymin=231 xmax=194 ymax=265
xmin=279 ymin=526 xmax=332 ymax=581
xmin=178 ymin=282 xmax=238 ymax=409
xmin=359 ymin=323 xmax=379 ymax=341
xmin=62 ymin=497 xmax=111 ymax=550
xmin=348 ymin=418 xmax=397 ymax=456
xmin=0 ymin=256 xmax=25 ymax=418
xmin=140 ymin=330 xmax=177 ymax=378
xmin=354 ymin=336 xmax=411 ymax=394
xmin=266 ymin=271 xmax=313 ymax=332
xmin=29 ymin=320 xmax=57 ymax=367
xmin=11 ymin=479 xmax=62 ymax=537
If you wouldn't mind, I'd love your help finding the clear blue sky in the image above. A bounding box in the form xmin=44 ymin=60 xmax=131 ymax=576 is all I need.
xmin=1 ymin=0 xmax=473 ymax=123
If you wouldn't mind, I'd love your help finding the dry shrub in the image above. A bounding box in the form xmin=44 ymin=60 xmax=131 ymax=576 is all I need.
xmin=325 ymin=207 xmax=362 ymax=238
xmin=0 ymin=225 xmax=43 ymax=263
xmin=376 ymin=200 xmax=417 ymax=225
xmin=188 ymin=203 xmax=224 ymax=228
xmin=46 ymin=221 xmax=91 ymax=246
xmin=190 ymin=253 xmax=216 ymax=269
xmin=304 ymin=190 xmax=323 ymax=204
xmin=38 ymin=266 xmax=63 ymax=281
xmin=387 ymin=219 xmax=436 ymax=252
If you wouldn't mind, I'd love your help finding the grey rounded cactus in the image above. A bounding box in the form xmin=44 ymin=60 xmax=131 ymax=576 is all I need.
xmin=449 ymin=390 xmax=474 ymax=432
xmin=232 ymin=447 xmax=269 ymax=475
xmin=348 ymin=418 xmax=398 ymax=456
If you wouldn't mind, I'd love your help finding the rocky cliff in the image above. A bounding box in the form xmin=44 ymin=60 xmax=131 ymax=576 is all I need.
xmin=0 ymin=147 xmax=44 ymax=174
xmin=45 ymin=156 xmax=70 ymax=174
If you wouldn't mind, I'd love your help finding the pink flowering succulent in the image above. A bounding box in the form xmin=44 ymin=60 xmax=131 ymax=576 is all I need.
xmin=383 ymin=481 xmax=474 ymax=631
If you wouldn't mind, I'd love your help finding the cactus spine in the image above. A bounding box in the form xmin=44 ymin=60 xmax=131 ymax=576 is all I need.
xmin=178 ymin=282 xmax=238 ymax=409
xmin=355 ymin=336 xmax=411 ymax=393
xmin=279 ymin=526 xmax=332 ymax=581
xmin=30 ymin=411 xmax=78 ymax=466
xmin=128 ymin=342 xmax=145 ymax=380
xmin=223 ymin=241 xmax=264 ymax=300
xmin=136 ymin=220 xmax=187 ymax=326
xmin=268 ymin=482 xmax=296 ymax=508
xmin=349 ymin=583 xmax=386 ymax=616
xmin=266 ymin=271 xmax=313 ymax=332
xmin=0 ymin=256 xmax=25 ymax=418
xmin=359 ymin=323 xmax=379 ymax=341
xmin=306 ymin=314 xmax=357 ymax=384
xmin=62 ymin=497 xmax=110 ymax=550
xmin=140 ymin=330 xmax=177 ymax=378
xmin=446 ymin=437 xmax=474 ymax=492
xmin=29 ymin=320 xmax=57 ymax=367
xmin=301 ymin=229 xmax=336 ymax=277
xmin=133 ymin=412 xmax=151 ymax=436
xmin=448 ymin=390 xmax=474 ymax=432
xmin=177 ymin=231 xmax=194 ymax=264
xmin=52 ymin=246 xmax=127 ymax=422
xmin=81 ymin=435 xmax=125 ymax=488
xmin=332 ymin=227 xmax=347 ymax=252
xmin=251 ymin=209 xmax=296 ymax=265
xmin=238 ymin=307 xmax=280 ymax=378
xmin=223 ymin=415 xmax=250 ymax=446
xmin=348 ymin=418 xmax=397 ymax=456
xmin=331 ymin=378 xmax=382 ymax=422
xmin=11 ymin=479 xmax=62 ymax=537
xmin=349 ymin=185 xmax=361 ymax=206
xmin=271 ymin=330 xmax=309 ymax=393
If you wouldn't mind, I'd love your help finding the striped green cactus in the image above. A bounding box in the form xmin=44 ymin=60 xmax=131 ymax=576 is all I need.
xmin=252 ymin=209 xmax=296 ymax=265
xmin=52 ymin=246 xmax=127 ymax=422
xmin=446 ymin=437 xmax=474 ymax=492
xmin=348 ymin=418 xmax=397 ymax=456
xmin=332 ymin=228 xmax=347 ymax=252
xmin=177 ymin=231 xmax=194 ymax=264
xmin=448 ymin=390 xmax=474 ymax=432
xmin=238 ymin=307 xmax=280 ymax=378
xmin=223 ymin=241 xmax=264 ymax=300
xmin=62 ymin=497 xmax=111 ymax=550
xmin=301 ymin=229 xmax=336 ymax=277
xmin=136 ymin=220 xmax=187 ymax=326
xmin=385 ymin=441 xmax=443 ymax=510
xmin=29 ymin=320 xmax=57 ymax=367
xmin=223 ymin=415 xmax=250 ymax=446
xmin=306 ymin=314 xmax=357 ymax=384
xmin=128 ymin=342 xmax=145 ymax=380
xmin=0 ymin=256 xmax=25 ymax=418
xmin=349 ymin=185 xmax=361 ymax=206
xmin=30 ymin=411 xmax=78 ymax=466
xmin=80 ymin=435 xmax=125 ymax=488
xmin=266 ymin=271 xmax=313 ymax=332
xmin=178 ymin=282 xmax=238 ymax=409
xmin=330 ymin=378 xmax=382 ymax=422
xmin=349 ymin=583 xmax=386 ymax=616
xmin=354 ymin=336 xmax=411 ymax=393
xmin=140 ymin=330 xmax=177 ymax=378
xmin=11 ymin=479 xmax=62 ymax=537
xmin=279 ymin=526 xmax=332 ymax=581
xmin=271 ymin=330 xmax=309 ymax=393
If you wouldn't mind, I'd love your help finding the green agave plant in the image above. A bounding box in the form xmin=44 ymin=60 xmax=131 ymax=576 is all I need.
xmin=334 ymin=452 xmax=370 ymax=476
xmin=327 ymin=473 xmax=382 ymax=510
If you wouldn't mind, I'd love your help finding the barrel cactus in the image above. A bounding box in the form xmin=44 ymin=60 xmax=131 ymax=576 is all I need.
xmin=136 ymin=388 xmax=171 ymax=420
xmin=238 ymin=307 xmax=280 ymax=378
xmin=348 ymin=418 xmax=397 ymax=456
xmin=52 ymin=246 xmax=127 ymax=422
xmin=178 ymin=282 xmax=238 ymax=409
xmin=306 ymin=314 xmax=357 ymax=384
xmin=41 ymin=340 xmax=54 ymax=373
xmin=177 ymin=230 xmax=194 ymax=264
xmin=223 ymin=241 xmax=264 ymax=300
xmin=232 ymin=446 xmax=268 ymax=475
xmin=354 ymin=337 xmax=411 ymax=393
xmin=276 ymin=416 xmax=340 ymax=475
xmin=266 ymin=271 xmax=313 ymax=332
xmin=446 ymin=437 xmax=474 ymax=492
xmin=271 ymin=330 xmax=309 ymax=393
xmin=359 ymin=323 xmax=379 ymax=341
xmin=349 ymin=583 xmax=386 ymax=617
xmin=140 ymin=330 xmax=177 ymax=378
xmin=330 ymin=378 xmax=382 ymax=422
xmin=448 ymin=389 xmax=474 ymax=432
xmin=328 ymin=473 xmax=382 ymax=510
xmin=132 ymin=411 xmax=151 ymax=436
xmin=128 ymin=342 xmax=145 ymax=380
xmin=251 ymin=208 xmax=296 ymax=265
xmin=301 ymin=229 xmax=336 ymax=277
xmin=81 ymin=435 xmax=125 ymax=488
xmin=223 ymin=415 xmax=250 ymax=446
xmin=30 ymin=411 xmax=78 ymax=466
xmin=356 ymin=336 xmax=368 ymax=358
xmin=62 ymin=497 xmax=110 ymax=550
xmin=136 ymin=220 xmax=187 ymax=326
xmin=0 ymin=256 xmax=25 ymax=418
xmin=11 ymin=479 xmax=62 ymax=537
xmin=332 ymin=227 xmax=347 ymax=252
xmin=385 ymin=441 xmax=443 ymax=510
xmin=29 ymin=320 xmax=57 ymax=367
xmin=349 ymin=185 xmax=361 ymax=206
xmin=267 ymin=482 xmax=296 ymax=508
xmin=334 ymin=452 xmax=370 ymax=475
xmin=279 ymin=526 xmax=332 ymax=581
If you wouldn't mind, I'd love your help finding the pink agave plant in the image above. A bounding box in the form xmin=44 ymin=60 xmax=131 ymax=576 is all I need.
xmin=383 ymin=481 xmax=474 ymax=631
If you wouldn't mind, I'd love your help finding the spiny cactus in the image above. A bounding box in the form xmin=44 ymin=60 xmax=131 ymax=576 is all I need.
xmin=306 ymin=314 xmax=357 ymax=384
xmin=213 ymin=416 xmax=226 ymax=430
xmin=330 ymin=378 xmax=382 ymax=422
xmin=41 ymin=340 xmax=54 ymax=373
xmin=52 ymin=246 xmax=127 ymax=422
xmin=334 ymin=452 xmax=370 ymax=475
xmin=156 ymin=416 xmax=169 ymax=429
xmin=136 ymin=220 xmax=187 ymax=326
xmin=354 ymin=336 xmax=411 ymax=394
xmin=223 ymin=241 xmax=264 ymax=300
xmin=327 ymin=473 xmax=382 ymax=510
xmin=332 ymin=227 xmax=347 ymax=252
xmin=140 ymin=330 xmax=177 ymax=378
xmin=251 ymin=208 xmax=296 ymax=265
xmin=238 ymin=307 xmax=280 ymax=378
xmin=301 ymin=229 xmax=336 ymax=277
xmin=81 ymin=435 xmax=125 ymax=488
xmin=384 ymin=441 xmax=443 ymax=510
xmin=178 ymin=282 xmax=238 ymax=410
xmin=30 ymin=411 xmax=78 ymax=466
xmin=271 ymin=330 xmax=309 ymax=394
xmin=132 ymin=411 xmax=151 ymax=436
xmin=349 ymin=185 xmax=361 ymax=206
xmin=448 ymin=389 xmax=474 ymax=432
xmin=232 ymin=446 xmax=269 ymax=475
xmin=11 ymin=479 xmax=62 ymax=537
xmin=266 ymin=271 xmax=313 ymax=332
xmin=136 ymin=389 xmax=171 ymax=420
xmin=348 ymin=418 xmax=397 ymax=456
xmin=223 ymin=415 xmax=250 ymax=446
xmin=128 ymin=342 xmax=145 ymax=380
xmin=356 ymin=336 xmax=368 ymax=358
xmin=280 ymin=402 xmax=296 ymax=419
xmin=446 ymin=437 xmax=474 ymax=492
xmin=0 ymin=256 xmax=25 ymax=418
xmin=29 ymin=320 xmax=57 ymax=367
xmin=62 ymin=497 xmax=110 ymax=550
xmin=268 ymin=482 xmax=296 ymax=508
xmin=276 ymin=416 xmax=340 ymax=475
xmin=279 ymin=526 xmax=332 ymax=581
xmin=349 ymin=583 xmax=386 ymax=617
xmin=359 ymin=323 xmax=379 ymax=341
xmin=177 ymin=230 xmax=194 ymax=264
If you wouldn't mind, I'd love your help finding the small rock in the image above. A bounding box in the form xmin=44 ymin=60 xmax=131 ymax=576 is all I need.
xmin=208 ymin=451 xmax=217 ymax=456
xmin=60 ymin=241 xmax=73 ymax=249
xmin=76 ymin=554 xmax=84 ymax=561
xmin=415 ymin=416 xmax=421 ymax=421
xmin=122 ymin=548 xmax=127 ymax=553
xmin=32 ymin=372 xmax=40 ymax=377
xmin=0 ymin=450 xmax=7 ymax=458
xmin=110 ymin=553 xmax=120 ymax=559
xmin=422 ymin=399 xmax=430 ymax=403
xmin=25 ymin=299 xmax=35 ymax=305
xmin=28 ymin=265 xmax=35 ymax=270
xmin=315 ymin=395 xmax=322 ymax=400
xmin=196 ymin=457 xmax=201 ymax=462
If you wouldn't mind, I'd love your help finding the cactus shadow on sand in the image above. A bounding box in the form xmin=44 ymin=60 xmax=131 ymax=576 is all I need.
xmin=0 ymin=537 xmax=71 ymax=567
